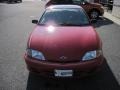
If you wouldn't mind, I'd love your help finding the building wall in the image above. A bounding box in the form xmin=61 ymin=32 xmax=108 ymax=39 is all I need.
xmin=112 ymin=0 xmax=120 ymax=18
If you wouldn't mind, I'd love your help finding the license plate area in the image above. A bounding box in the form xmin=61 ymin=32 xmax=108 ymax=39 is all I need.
xmin=54 ymin=69 xmax=73 ymax=77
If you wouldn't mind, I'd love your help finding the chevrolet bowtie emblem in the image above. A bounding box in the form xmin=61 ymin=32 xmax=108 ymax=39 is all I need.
xmin=60 ymin=56 xmax=67 ymax=60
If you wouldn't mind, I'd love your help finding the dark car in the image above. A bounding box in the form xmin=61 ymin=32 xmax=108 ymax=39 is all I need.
xmin=46 ymin=0 xmax=104 ymax=19
xmin=24 ymin=5 xmax=105 ymax=78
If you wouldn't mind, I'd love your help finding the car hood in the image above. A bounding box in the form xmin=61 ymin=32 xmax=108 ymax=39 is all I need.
xmin=28 ymin=25 xmax=101 ymax=62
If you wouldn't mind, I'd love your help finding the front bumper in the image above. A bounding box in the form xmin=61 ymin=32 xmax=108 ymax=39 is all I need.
xmin=24 ymin=54 xmax=104 ymax=78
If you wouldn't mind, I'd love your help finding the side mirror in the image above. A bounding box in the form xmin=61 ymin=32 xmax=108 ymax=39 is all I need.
xmin=32 ymin=20 xmax=38 ymax=24
xmin=91 ymin=19 xmax=97 ymax=23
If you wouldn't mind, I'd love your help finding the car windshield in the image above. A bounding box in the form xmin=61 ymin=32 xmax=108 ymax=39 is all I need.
xmin=39 ymin=8 xmax=90 ymax=26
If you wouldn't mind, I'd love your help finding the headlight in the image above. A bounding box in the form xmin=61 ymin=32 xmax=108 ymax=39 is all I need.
xmin=82 ymin=50 xmax=102 ymax=61
xmin=27 ymin=49 xmax=45 ymax=60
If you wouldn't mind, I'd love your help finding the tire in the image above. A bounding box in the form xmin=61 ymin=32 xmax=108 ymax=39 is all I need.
xmin=89 ymin=10 xmax=100 ymax=19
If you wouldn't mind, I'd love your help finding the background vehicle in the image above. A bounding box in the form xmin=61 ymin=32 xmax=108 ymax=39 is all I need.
xmin=46 ymin=0 xmax=104 ymax=19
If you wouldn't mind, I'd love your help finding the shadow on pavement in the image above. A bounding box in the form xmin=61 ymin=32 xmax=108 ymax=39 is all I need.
xmin=0 ymin=0 xmax=21 ymax=4
xmin=27 ymin=60 xmax=120 ymax=90
xmin=93 ymin=17 xmax=114 ymax=28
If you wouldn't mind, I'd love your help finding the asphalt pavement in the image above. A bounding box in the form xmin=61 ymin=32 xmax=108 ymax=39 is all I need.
xmin=0 ymin=1 xmax=120 ymax=90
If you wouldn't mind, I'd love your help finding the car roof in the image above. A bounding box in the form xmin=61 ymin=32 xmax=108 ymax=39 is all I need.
xmin=46 ymin=5 xmax=82 ymax=10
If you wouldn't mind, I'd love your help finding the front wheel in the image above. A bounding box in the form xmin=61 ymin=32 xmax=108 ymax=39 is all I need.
xmin=89 ymin=10 xmax=99 ymax=19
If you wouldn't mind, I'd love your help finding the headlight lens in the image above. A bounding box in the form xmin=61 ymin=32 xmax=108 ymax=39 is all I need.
xmin=27 ymin=49 xmax=45 ymax=60
xmin=82 ymin=50 xmax=102 ymax=61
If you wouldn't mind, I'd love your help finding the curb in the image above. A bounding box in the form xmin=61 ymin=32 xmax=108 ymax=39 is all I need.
xmin=104 ymin=12 xmax=120 ymax=25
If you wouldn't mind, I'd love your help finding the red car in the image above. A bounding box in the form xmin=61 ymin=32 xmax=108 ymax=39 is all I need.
xmin=24 ymin=5 xmax=104 ymax=78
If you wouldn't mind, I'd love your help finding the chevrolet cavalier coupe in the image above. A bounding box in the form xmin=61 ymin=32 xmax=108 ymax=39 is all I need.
xmin=24 ymin=5 xmax=105 ymax=78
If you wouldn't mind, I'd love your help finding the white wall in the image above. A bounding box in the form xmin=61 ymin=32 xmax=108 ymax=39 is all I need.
xmin=112 ymin=0 xmax=120 ymax=18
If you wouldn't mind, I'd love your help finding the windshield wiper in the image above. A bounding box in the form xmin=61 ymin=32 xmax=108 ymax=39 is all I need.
xmin=38 ymin=23 xmax=46 ymax=26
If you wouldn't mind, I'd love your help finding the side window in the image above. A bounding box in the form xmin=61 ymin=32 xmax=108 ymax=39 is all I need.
xmin=72 ymin=0 xmax=83 ymax=4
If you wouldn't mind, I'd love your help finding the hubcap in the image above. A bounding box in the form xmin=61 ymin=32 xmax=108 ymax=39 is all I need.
xmin=91 ymin=11 xmax=98 ymax=19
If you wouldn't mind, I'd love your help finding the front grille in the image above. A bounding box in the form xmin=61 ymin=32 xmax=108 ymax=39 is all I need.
xmin=46 ymin=59 xmax=82 ymax=64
